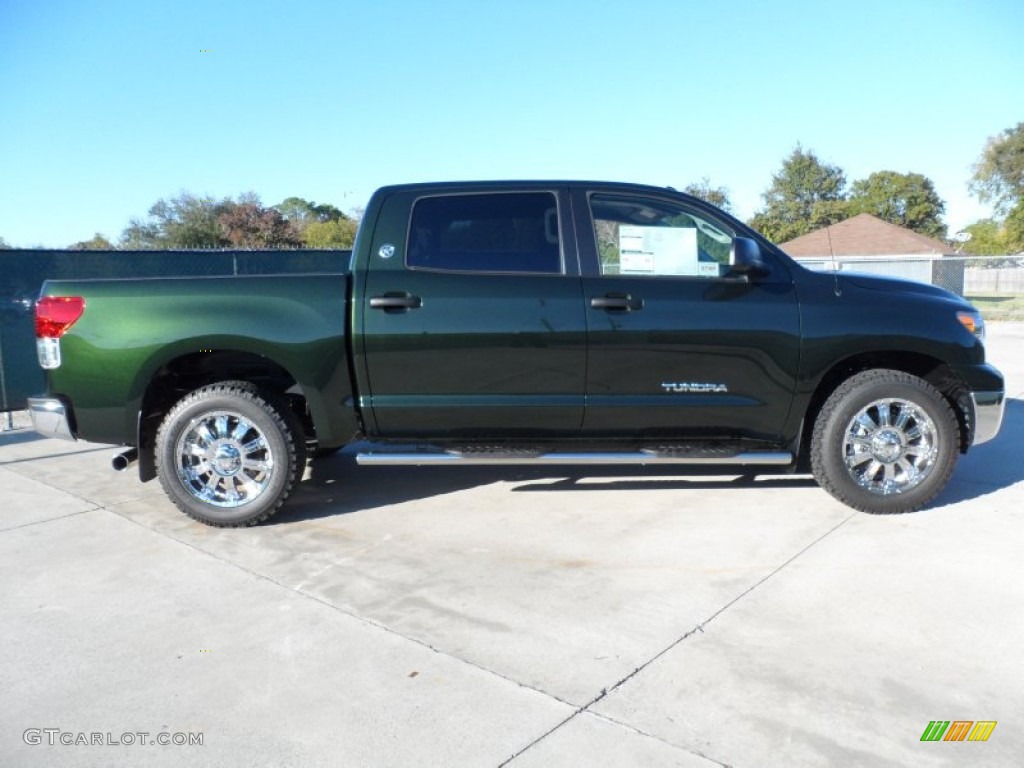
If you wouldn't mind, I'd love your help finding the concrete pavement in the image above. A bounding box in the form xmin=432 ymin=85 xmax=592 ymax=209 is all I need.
xmin=1 ymin=325 xmax=1021 ymax=767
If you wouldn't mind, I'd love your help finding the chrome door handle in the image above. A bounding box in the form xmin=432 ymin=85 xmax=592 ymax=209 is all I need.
xmin=590 ymin=294 xmax=643 ymax=311
xmin=370 ymin=293 xmax=422 ymax=311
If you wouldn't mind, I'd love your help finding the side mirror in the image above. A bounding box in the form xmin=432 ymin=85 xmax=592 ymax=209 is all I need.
xmin=729 ymin=237 xmax=768 ymax=277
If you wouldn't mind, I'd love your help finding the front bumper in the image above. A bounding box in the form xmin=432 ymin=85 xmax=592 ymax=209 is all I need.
xmin=970 ymin=390 xmax=1005 ymax=446
xmin=27 ymin=396 xmax=76 ymax=441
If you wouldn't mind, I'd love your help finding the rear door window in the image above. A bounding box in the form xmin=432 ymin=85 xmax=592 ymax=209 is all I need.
xmin=407 ymin=193 xmax=562 ymax=274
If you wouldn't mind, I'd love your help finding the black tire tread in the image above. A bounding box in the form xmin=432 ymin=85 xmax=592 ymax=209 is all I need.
xmin=155 ymin=381 xmax=305 ymax=527
xmin=810 ymin=369 xmax=959 ymax=514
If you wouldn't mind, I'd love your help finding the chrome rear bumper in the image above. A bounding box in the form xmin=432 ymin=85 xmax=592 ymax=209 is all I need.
xmin=27 ymin=397 xmax=76 ymax=441
xmin=970 ymin=390 xmax=1005 ymax=446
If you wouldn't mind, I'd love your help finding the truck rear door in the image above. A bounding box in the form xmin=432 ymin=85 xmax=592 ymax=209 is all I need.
xmin=572 ymin=187 xmax=801 ymax=440
xmin=359 ymin=187 xmax=587 ymax=438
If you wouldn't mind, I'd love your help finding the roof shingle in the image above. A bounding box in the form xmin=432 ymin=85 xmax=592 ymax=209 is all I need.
xmin=779 ymin=214 xmax=951 ymax=257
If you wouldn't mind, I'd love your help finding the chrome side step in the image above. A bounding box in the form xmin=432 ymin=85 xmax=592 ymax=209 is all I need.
xmin=356 ymin=450 xmax=793 ymax=467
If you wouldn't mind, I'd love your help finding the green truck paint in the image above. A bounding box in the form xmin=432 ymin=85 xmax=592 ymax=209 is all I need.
xmin=28 ymin=181 xmax=1006 ymax=526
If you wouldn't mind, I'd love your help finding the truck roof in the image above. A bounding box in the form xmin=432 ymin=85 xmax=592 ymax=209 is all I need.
xmin=372 ymin=180 xmax=690 ymax=196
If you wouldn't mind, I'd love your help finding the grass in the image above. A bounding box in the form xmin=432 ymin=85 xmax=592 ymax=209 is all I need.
xmin=965 ymin=294 xmax=1024 ymax=321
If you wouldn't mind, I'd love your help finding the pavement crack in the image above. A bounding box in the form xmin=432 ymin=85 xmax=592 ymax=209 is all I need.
xmin=0 ymin=445 xmax=116 ymax=467
xmin=0 ymin=506 xmax=99 ymax=532
xmin=584 ymin=710 xmax=735 ymax=767
xmin=499 ymin=706 xmax=733 ymax=767
xmin=105 ymin=508 xmax=582 ymax=715
xmin=502 ymin=511 xmax=857 ymax=765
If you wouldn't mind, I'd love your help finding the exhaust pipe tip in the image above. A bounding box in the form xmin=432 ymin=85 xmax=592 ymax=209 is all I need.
xmin=112 ymin=448 xmax=139 ymax=472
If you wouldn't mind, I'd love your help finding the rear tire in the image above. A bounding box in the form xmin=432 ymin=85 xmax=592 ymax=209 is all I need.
xmin=155 ymin=382 xmax=305 ymax=527
xmin=811 ymin=369 xmax=959 ymax=514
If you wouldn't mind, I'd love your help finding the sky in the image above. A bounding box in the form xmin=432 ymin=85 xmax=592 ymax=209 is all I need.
xmin=1 ymin=0 xmax=1022 ymax=248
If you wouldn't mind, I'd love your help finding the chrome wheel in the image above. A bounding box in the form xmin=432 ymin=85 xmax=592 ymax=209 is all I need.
xmin=174 ymin=410 xmax=275 ymax=508
xmin=842 ymin=398 xmax=938 ymax=496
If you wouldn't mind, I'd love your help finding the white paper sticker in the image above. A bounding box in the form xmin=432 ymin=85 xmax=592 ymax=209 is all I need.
xmin=619 ymin=226 xmax=699 ymax=276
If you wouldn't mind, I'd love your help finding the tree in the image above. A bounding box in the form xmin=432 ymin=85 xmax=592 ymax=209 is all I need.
xmin=119 ymin=192 xmax=235 ymax=249
xmin=960 ymin=219 xmax=1009 ymax=256
xmin=69 ymin=233 xmax=116 ymax=250
xmin=275 ymin=196 xmax=356 ymax=248
xmin=0 ymin=237 xmax=10 ymax=249
xmin=119 ymin=219 xmax=161 ymax=250
xmin=748 ymin=146 xmax=847 ymax=242
xmin=1004 ymin=198 xmax=1024 ymax=253
xmin=117 ymin=191 xmax=356 ymax=250
xmin=152 ymin=194 xmax=233 ymax=249
xmin=302 ymin=218 xmax=359 ymax=249
xmin=275 ymin=197 xmax=315 ymax=224
xmin=846 ymin=171 xmax=947 ymax=239
xmin=219 ymin=204 xmax=301 ymax=248
xmin=275 ymin=197 xmax=347 ymax=225
xmin=682 ymin=178 xmax=732 ymax=212
xmin=970 ymin=122 xmax=1024 ymax=214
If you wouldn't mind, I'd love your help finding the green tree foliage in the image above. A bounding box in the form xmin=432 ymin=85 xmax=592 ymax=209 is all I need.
xmin=274 ymin=197 xmax=357 ymax=248
xmin=303 ymin=218 xmax=359 ymax=249
xmin=960 ymin=219 xmax=1009 ymax=256
xmin=957 ymin=205 xmax=1024 ymax=257
xmin=275 ymin=197 xmax=347 ymax=225
xmin=118 ymin=219 xmax=161 ymax=249
xmin=748 ymin=146 xmax=847 ymax=242
xmin=846 ymin=171 xmax=947 ymax=239
xmin=1004 ymin=198 xmax=1024 ymax=253
xmin=682 ymin=178 xmax=732 ymax=212
xmin=118 ymin=192 xmax=323 ymax=249
xmin=970 ymin=122 xmax=1024 ymax=214
xmin=120 ymin=193 xmax=233 ymax=249
xmin=219 ymin=204 xmax=301 ymax=248
xmin=749 ymin=147 xmax=950 ymax=242
xmin=960 ymin=124 xmax=1024 ymax=257
xmin=69 ymin=233 xmax=116 ymax=250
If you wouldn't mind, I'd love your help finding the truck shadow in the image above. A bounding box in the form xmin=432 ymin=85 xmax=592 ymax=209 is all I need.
xmin=278 ymin=398 xmax=1022 ymax=524
xmin=506 ymin=471 xmax=819 ymax=493
xmin=931 ymin=397 xmax=1024 ymax=509
xmin=0 ymin=429 xmax=44 ymax=447
xmin=277 ymin=461 xmax=820 ymax=524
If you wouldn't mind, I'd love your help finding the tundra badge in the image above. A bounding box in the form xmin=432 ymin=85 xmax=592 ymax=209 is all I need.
xmin=661 ymin=382 xmax=729 ymax=393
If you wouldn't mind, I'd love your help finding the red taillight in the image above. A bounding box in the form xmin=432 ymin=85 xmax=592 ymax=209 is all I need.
xmin=36 ymin=296 xmax=86 ymax=338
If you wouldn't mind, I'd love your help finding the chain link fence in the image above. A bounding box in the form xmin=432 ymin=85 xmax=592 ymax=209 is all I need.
xmin=1 ymin=249 xmax=350 ymax=418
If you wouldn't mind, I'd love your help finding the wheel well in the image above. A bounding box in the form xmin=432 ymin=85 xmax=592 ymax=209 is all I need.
xmin=797 ymin=351 xmax=971 ymax=468
xmin=137 ymin=350 xmax=313 ymax=481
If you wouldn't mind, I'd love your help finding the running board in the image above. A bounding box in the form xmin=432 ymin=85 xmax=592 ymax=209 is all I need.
xmin=356 ymin=450 xmax=793 ymax=467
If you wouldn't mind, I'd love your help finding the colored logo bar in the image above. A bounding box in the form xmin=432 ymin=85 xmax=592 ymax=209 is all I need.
xmin=921 ymin=721 xmax=997 ymax=742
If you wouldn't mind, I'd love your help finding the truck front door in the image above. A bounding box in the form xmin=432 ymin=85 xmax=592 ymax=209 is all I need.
xmin=360 ymin=188 xmax=587 ymax=438
xmin=573 ymin=188 xmax=801 ymax=440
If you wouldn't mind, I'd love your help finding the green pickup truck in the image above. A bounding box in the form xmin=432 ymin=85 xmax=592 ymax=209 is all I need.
xmin=29 ymin=181 xmax=1005 ymax=526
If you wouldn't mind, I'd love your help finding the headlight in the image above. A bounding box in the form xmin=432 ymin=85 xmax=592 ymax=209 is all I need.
xmin=957 ymin=310 xmax=985 ymax=341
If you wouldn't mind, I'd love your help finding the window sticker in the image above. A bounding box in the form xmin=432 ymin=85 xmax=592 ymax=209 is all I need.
xmin=619 ymin=226 xmax=699 ymax=276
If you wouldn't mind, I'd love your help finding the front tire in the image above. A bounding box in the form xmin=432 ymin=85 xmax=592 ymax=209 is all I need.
xmin=155 ymin=382 xmax=305 ymax=526
xmin=811 ymin=369 xmax=959 ymax=514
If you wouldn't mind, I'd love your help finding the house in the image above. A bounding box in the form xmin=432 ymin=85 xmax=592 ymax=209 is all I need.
xmin=778 ymin=213 xmax=958 ymax=289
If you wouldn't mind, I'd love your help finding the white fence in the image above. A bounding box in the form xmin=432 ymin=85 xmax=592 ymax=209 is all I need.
xmin=964 ymin=267 xmax=1024 ymax=294
xmin=795 ymin=255 xmax=1023 ymax=293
